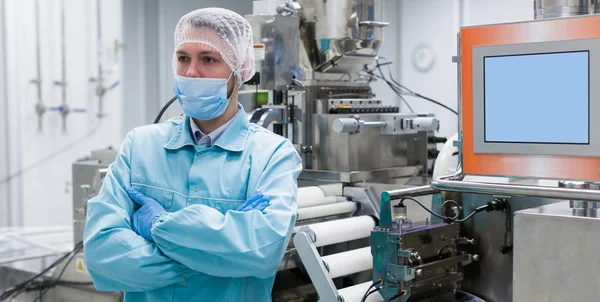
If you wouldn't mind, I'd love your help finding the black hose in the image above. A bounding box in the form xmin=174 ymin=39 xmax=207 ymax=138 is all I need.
xmin=154 ymin=95 xmax=178 ymax=124
xmin=399 ymin=197 xmax=502 ymax=224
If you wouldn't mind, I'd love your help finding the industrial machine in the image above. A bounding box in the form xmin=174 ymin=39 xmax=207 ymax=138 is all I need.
xmin=243 ymin=0 xmax=443 ymax=186
xmin=363 ymin=8 xmax=600 ymax=302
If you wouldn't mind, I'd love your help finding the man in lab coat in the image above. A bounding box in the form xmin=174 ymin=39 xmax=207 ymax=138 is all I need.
xmin=83 ymin=7 xmax=302 ymax=302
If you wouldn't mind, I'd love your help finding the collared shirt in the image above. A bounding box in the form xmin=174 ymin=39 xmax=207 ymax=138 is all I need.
xmin=189 ymin=117 xmax=234 ymax=146
xmin=83 ymin=104 xmax=303 ymax=302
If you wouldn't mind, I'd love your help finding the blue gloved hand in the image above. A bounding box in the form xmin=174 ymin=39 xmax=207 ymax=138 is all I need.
xmin=236 ymin=193 xmax=270 ymax=212
xmin=127 ymin=188 xmax=166 ymax=241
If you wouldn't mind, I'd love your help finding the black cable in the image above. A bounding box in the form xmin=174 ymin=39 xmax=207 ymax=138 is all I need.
xmin=154 ymin=95 xmax=178 ymax=124
xmin=4 ymin=281 xmax=94 ymax=302
xmin=399 ymin=197 xmax=499 ymax=224
xmin=408 ymin=92 xmax=458 ymax=116
xmin=400 ymin=196 xmax=457 ymax=223
xmin=501 ymin=200 xmax=513 ymax=254
xmin=376 ymin=57 xmax=413 ymax=95
xmin=362 ymin=288 xmax=379 ymax=302
xmin=13 ymin=243 xmax=83 ymax=302
xmin=455 ymin=211 xmax=478 ymax=223
xmin=360 ymin=280 xmax=383 ymax=302
xmin=364 ymin=69 xmax=415 ymax=113
xmin=0 ymin=242 xmax=84 ymax=302
xmin=32 ymin=243 xmax=83 ymax=302
xmin=384 ymin=293 xmax=401 ymax=302
xmin=374 ymin=58 xmax=459 ymax=116
xmin=360 ymin=284 xmax=376 ymax=302
xmin=0 ymin=253 xmax=71 ymax=301
xmin=372 ymin=65 xmax=415 ymax=113
xmin=55 ymin=281 xmax=94 ymax=286
xmin=441 ymin=200 xmax=461 ymax=220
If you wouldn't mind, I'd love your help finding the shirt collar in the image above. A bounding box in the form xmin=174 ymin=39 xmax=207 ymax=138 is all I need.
xmin=189 ymin=116 xmax=233 ymax=146
xmin=164 ymin=103 xmax=249 ymax=152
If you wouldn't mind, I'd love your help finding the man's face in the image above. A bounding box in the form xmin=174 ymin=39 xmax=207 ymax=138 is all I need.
xmin=175 ymin=42 xmax=237 ymax=97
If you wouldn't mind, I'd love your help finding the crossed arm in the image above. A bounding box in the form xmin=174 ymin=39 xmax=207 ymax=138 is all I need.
xmin=83 ymin=130 xmax=302 ymax=292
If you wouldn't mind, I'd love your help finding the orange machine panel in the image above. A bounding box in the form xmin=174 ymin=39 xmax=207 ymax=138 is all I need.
xmin=461 ymin=15 xmax=600 ymax=181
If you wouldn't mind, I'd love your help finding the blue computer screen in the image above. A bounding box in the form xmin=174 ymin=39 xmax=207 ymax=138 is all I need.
xmin=484 ymin=51 xmax=589 ymax=144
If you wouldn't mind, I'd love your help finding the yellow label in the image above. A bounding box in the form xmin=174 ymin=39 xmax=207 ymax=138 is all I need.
xmin=76 ymin=258 xmax=85 ymax=272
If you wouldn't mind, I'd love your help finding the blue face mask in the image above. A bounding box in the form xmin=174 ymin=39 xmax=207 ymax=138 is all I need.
xmin=172 ymin=72 xmax=235 ymax=120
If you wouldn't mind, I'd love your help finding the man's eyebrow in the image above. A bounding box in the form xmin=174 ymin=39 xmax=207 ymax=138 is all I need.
xmin=176 ymin=49 xmax=220 ymax=57
xmin=196 ymin=50 xmax=219 ymax=56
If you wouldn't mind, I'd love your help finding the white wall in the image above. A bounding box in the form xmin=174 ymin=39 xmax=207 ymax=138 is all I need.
xmin=0 ymin=0 xmax=11 ymax=226
xmin=395 ymin=0 xmax=534 ymax=140
xmin=465 ymin=0 xmax=533 ymax=26
xmin=0 ymin=0 xmax=123 ymax=227
xmin=369 ymin=0 xmax=402 ymax=107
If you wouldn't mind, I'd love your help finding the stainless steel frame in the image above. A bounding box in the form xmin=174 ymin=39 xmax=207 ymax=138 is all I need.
xmin=244 ymin=15 xmax=300 ymax=90
xmin=72 ymin=149 xmax=115 ymax=246
xmin=295 ymin=0 xmax=387 ymax=76
xmin=430 ymin=170 xmax=600 ymax=201
xmin=534 ymin=0 xmax=599 ymax=19
xmin=299 ymin=166 xmax=421 ymax=184
xmin=513 ymin=201 xmax=600 ymax=301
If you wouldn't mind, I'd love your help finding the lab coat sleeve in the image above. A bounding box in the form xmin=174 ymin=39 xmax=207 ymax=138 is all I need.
xmin=151 ymin=140 xmax=302 ymax=279
xmin=83 ymin=130 xmax=196 ymax=292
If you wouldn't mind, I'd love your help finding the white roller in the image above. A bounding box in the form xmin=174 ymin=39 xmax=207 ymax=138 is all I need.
xmin=322 ymin=247 xmax=372 ymax=279
xmin=338 ymin=281 xmax=383 ymax=302
xmin=319 ymin=183 xmax=343 ymax=196
xmin=295 ymin=216 xmax=376 ymax=247
xmin=298 ymin=186 xmax=326 ymax=206
xmin=298 ymin=196 xmax=338 ymax=208
xmin=433 ymin=132 xmax=459 ymax=180
xmin=297 ymin=201 xmax=357 ymax=220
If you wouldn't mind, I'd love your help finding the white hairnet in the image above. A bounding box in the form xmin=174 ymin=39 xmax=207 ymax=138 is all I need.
xmin=173 ymin=7 xmax=255 ymax=83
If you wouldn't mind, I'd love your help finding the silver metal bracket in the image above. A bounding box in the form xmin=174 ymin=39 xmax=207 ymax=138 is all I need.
xmin=387 ymin=264 xmax=416 ymax=282
xmin=453 ymin=140 xmax=462 ymax=148
xmin=293 ymin=230 xmax=342 ymax=302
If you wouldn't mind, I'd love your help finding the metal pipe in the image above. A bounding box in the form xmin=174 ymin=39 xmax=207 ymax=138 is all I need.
xmin=32 ymin=0 xmax=45 ymax=131
xmin=56 ymin=0 xmax=69 ymax=132
xmin=431 ymin=170 xmax=600 ymax=201
xmin=91 ymin=0 xmax=106 ymax=119
xmin=0 ymin=0 xmax=12 ymax=226
xmin=60 ymin=0 xmax=66 ymax=119
xmin=50 ymin=0 xmax=86 ymax=131
xmin=432 ymin=178 xmax=600 ymax=201
xmin=385 ymin=185 xmax=439 ymax=199
xmin=96 ymin=0 xmax=102 ymax=85
xmin=381 ymin=184 xmax=440 ymax=228
xmin=362 ymin=121 xmax=387 ymax=128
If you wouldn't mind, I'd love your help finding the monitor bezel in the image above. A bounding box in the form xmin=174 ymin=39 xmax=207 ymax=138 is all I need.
xmin=472 ymin=38 xmax=600 ymax=157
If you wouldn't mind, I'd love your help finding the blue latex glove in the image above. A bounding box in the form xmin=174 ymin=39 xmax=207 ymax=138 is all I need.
xmin=236 ymin=193 xmax=270 ymax=212
xmin=127 ymin=188 xmax=165 ymax=241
